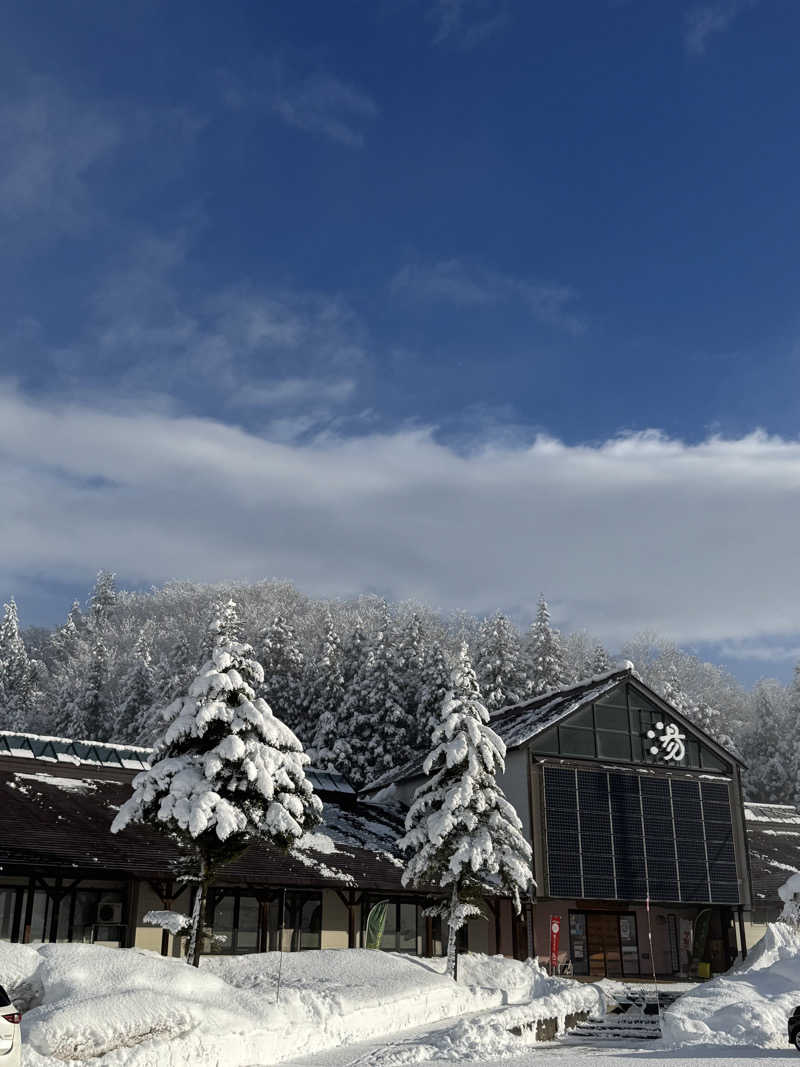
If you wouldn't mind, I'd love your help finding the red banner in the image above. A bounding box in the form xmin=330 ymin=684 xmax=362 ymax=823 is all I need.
xmin=549 ymin=915 xmax=561 ymax=973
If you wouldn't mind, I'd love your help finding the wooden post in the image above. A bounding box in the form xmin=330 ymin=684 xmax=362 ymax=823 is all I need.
xmin=737 ymin=905 xmax=747 ymax=961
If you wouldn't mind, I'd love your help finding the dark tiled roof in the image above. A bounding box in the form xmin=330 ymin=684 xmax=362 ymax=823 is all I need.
xmin=362 ymin=667 xmax=634 ymax=793
xmin=744 ymin=802 xmax=800 ymax=906
xmin=0 ymin=756 xmax=407 ymax=894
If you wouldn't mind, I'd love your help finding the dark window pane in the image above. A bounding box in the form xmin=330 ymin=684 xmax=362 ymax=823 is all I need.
xmin=597 ymin=731 xmax=631 ymax=759
xmin=559 ymin=727 xmax=596 ymax=757
xmin=595 ymin=704 xmax=630 ymax=732
xmin=568 ymin=706 xmax=595 ymax=729
xmin=532 ymin=726 xmax=559 ymax=754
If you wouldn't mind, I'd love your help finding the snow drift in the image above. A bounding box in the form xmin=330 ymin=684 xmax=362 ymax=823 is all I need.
xmin=0 ymin=942 xmax=600 ymax=1066
xmin=662 ymin=922 xmax=800 ymax=1049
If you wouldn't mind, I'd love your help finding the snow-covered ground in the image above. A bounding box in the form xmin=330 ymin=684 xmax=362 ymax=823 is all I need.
xmin=6 ymin=925 xmax=800 ymax=1065
xmin=0 ymin=942 xmax=600 ymax=1067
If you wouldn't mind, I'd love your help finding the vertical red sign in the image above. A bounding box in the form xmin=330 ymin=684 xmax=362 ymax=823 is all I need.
xmin=549 ymin=915 xmax=561 ymax=973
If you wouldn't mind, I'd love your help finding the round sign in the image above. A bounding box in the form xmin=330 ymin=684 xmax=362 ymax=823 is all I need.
xmin=551 ymin=919 xmax=560 ymax=933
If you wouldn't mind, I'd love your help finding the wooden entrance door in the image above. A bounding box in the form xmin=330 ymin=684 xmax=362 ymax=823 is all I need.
xmin=587 ymin=913 xmax=623 ymax=977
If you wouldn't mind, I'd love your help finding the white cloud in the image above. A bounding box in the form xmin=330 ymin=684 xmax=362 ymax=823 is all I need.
xmin=685 ymin=0 xmax=757 ymax=56
xmin=2 ymin=384 xmax=799 ymax=650
xmin=428 ymin=0 xmax=509 ymax=48
xmin=391 ymin=259 xmax=585 ymax=334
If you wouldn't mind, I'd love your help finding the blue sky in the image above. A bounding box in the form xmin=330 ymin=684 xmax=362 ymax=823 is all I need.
xmin=1 ymin=0 xmax=799 ymax=683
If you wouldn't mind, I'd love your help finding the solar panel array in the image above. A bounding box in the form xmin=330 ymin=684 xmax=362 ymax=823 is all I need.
xmin=544 ymin=765 xmax=739 ymax=904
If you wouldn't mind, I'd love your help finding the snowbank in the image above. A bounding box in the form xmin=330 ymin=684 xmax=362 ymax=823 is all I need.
xmin=662 ymin=922 xmax=800 ymax=1049
xmin=0 ymin=943 xmax=599 ymax=1067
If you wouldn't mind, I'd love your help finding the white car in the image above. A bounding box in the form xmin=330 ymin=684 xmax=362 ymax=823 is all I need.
xmin=0 ymin=985 xmax=21 ymax=1066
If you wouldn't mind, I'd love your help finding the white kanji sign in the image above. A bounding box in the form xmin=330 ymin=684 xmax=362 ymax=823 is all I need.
xmin=646 ymin=720 xmax=686 ymax=762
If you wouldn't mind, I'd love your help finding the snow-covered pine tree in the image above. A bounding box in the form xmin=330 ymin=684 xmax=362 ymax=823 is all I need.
xmin=475 ymin=612 xmax=528 ymax=713
xmin=415 ymin=640 xmax=452 ymax=750
xmin=363 ymin=605 xmax=412 ymax=780
xmin=69 ymin=637 xmax=112 ymax=739
xmin=0 ymin=600 xmax=37 ymax=731
xmin=115 ymin=630 xmax=156 ymax=743
xmin=398 ymin=611 xmax=426 ymax=732
xmin=526 ymin=595 xmax=566 ymax=695
xmin=335 ymin=621 xmax=370 ymax=785
xmin=400 ymin=643 xmax=533 ymax=979
xmin=585 ymin=642 xmax=611 ymax=678
xmin=740 ymin=680 xmax=792 ymax=803
xmin=111 ymin=604 xmax=322 ymax=966
xmin=89 ymin=570 xmax=117 ymax=631
xmin=307 ymin=613 xmax=347 ymax=770
xmin=259 ymin=614 xmax=305 ymax=737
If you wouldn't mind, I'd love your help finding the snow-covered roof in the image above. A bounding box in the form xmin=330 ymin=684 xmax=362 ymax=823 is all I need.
xmin=0 ymin=729 xmax=355 ymax=795
xmin=362 ymin=666 xmax=634 ymax=793
xmin=743 ymin=802 xmax=800 ymax=906
xmin=745 ymin=803 xmax=800 ymax=824
xmin=0 ymin=730 xmax=151 ymax=770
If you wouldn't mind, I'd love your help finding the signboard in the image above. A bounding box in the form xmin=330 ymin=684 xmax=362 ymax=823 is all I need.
xmin=549 ymin=915 xmax=561 ymax=973
xmin=645 ymin=720 xmax=686 ymax=762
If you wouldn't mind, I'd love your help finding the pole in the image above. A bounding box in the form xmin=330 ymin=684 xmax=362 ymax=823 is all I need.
xmin=645 ymin=895 xmax=660 ymax=1014
xmin=275 ymin=888 xmax=286 ymax=1005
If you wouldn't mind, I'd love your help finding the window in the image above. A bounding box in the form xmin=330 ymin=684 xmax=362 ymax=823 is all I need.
xmin=361 ymin=897 xmax=423 ymax=954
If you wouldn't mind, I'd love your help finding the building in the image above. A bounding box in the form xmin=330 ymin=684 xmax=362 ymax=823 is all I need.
xmin=364 ymin=665 xmax=752 ymax=978
xmin=741 ymin=801 xmax=800 ymax=946
xmin=0 ymin=730 xmax=490 ymax=958
xmin=0 ymin=667 xmax=768 ymax=975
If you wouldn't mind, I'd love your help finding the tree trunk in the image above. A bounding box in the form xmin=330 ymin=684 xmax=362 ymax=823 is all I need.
xmin=446 ymin=883 xmax=459 ymax=981
xmin=186 ymin=856 xmax=208 ymax=968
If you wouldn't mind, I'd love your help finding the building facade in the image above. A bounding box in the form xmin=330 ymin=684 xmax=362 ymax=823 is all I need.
xmin=0 ymin=668 xmax=763 ymax=976
xmin=364 ymin=666 xmax=753 ymax=978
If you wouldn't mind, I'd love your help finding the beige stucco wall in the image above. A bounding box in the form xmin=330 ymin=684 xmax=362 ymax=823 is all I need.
xmin=321 ymin=888 xmax=350 ymax=949
xmin=132 ymin=883 xmax=191 ymax=957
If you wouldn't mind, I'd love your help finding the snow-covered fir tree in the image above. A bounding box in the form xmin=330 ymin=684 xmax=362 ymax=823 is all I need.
xmin=398 ymin=612 xmax=426 ymax=731
xmin=115 ymin=630 xmax=156 ymax=743
xmin=585 ymin=642 xmax=611 ymax=678
xmin=89 ymin=570 xmax=117 ymax=631
xmin=0 ymin=600 xmax=37 ymax=730
xmin=526 ymin=595 xmax=566 ymax=695
xmin=475 ymin=612 xmax=528 ymax=713
xmin=259 ymin=614 xmax=305 ymax=737
xmin=362 ymin=606 xmax=411 ymax=780
xmin=415 ymin=640 xmax=452 ymax=751
xmin=60 ymin=637 xmax=111 ymax=739
xmin=400 ymin=644 xmax=533 ymax=979
xmin=740 ymin=679 xmax=792 ymax=803
xmin=306 ymin=613 xmax=347 ymax=770
xmin=334 ymin=620 xmax=371 ymax=785
xmin=111 ymin=604 xmax=322 ymax=966
xmin=153 ymin=630 xmax=198 ymax=709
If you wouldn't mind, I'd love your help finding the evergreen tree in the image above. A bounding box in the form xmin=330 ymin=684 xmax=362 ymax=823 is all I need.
xmin=364 ymin=607 xmax=411 ymax=776
xmin=259 ymin=614 xmax=305 ymax=736
xmin=89 ymin=570 xmax=117 ymax=631
xmin=475 ymin=612 xmax=528 ymax=713
xmin=62 ymin=637 xmax=111 ymax=739
xmin=336 ymin=621 xmax=371 ymax=786
xmin=154 ymin=629 xmax=198 ymax=708
xmin=415 ymin=640 xmax=452 ymax=750
xmin=307 ymin=613 xmax=347 ymax=770
xmin=398 ymin=612 xmax=426 ymax=729
xmin=526 ymin=595 xmax=566 ymax=695
xmin=0 ymin=600 xmax=37 ymax=730
xmin=400 ymin=644 xmax=533 ymax=979
xmin=585 ymin=642 xmax=611 ymax=678
xmin=739 ymin=679 xmax=793 ymax=803
xmin=112 ymin=605 xmax=322 ymax=966
xmin=116 ymin=630 xmax=156 ymax=743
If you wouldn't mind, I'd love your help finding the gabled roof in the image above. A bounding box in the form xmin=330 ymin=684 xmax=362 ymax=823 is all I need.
xmin=362 ymin=667 xmax=634 ymax=793
xmin=362 ymin=665 xmax=743 ymax=794
xmin=743 ymin=801 xmax=800 ymax=907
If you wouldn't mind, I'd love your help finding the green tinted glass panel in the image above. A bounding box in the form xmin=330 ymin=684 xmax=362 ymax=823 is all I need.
xmin=597 ymin=731 xmax=632 ymax=759
xmin=532 ymin=726 xmax=559 ymax=754
xmin=595 ymin=704 xmax=630 ymax=732
xmin=558 ymin=726 xmax=596 ymax=757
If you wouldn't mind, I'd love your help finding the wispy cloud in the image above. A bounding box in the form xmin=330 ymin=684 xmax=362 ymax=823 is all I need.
xmin=0 ymin=78 xmax=120 ymax=233
xmin=2 ymin=388 xmax=800 ymax=651
xmin=428 ymin=0 xmax=510 ymax=48
xmin=0 ymin=229 xmax=367 ymax=439
xmin=222 ymin=63 xmax=378 ymax=148
xmin=390 ymin=258 xmax=585 ymax=334
xmin=684 ymin=0 xmax=757 ymax=56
